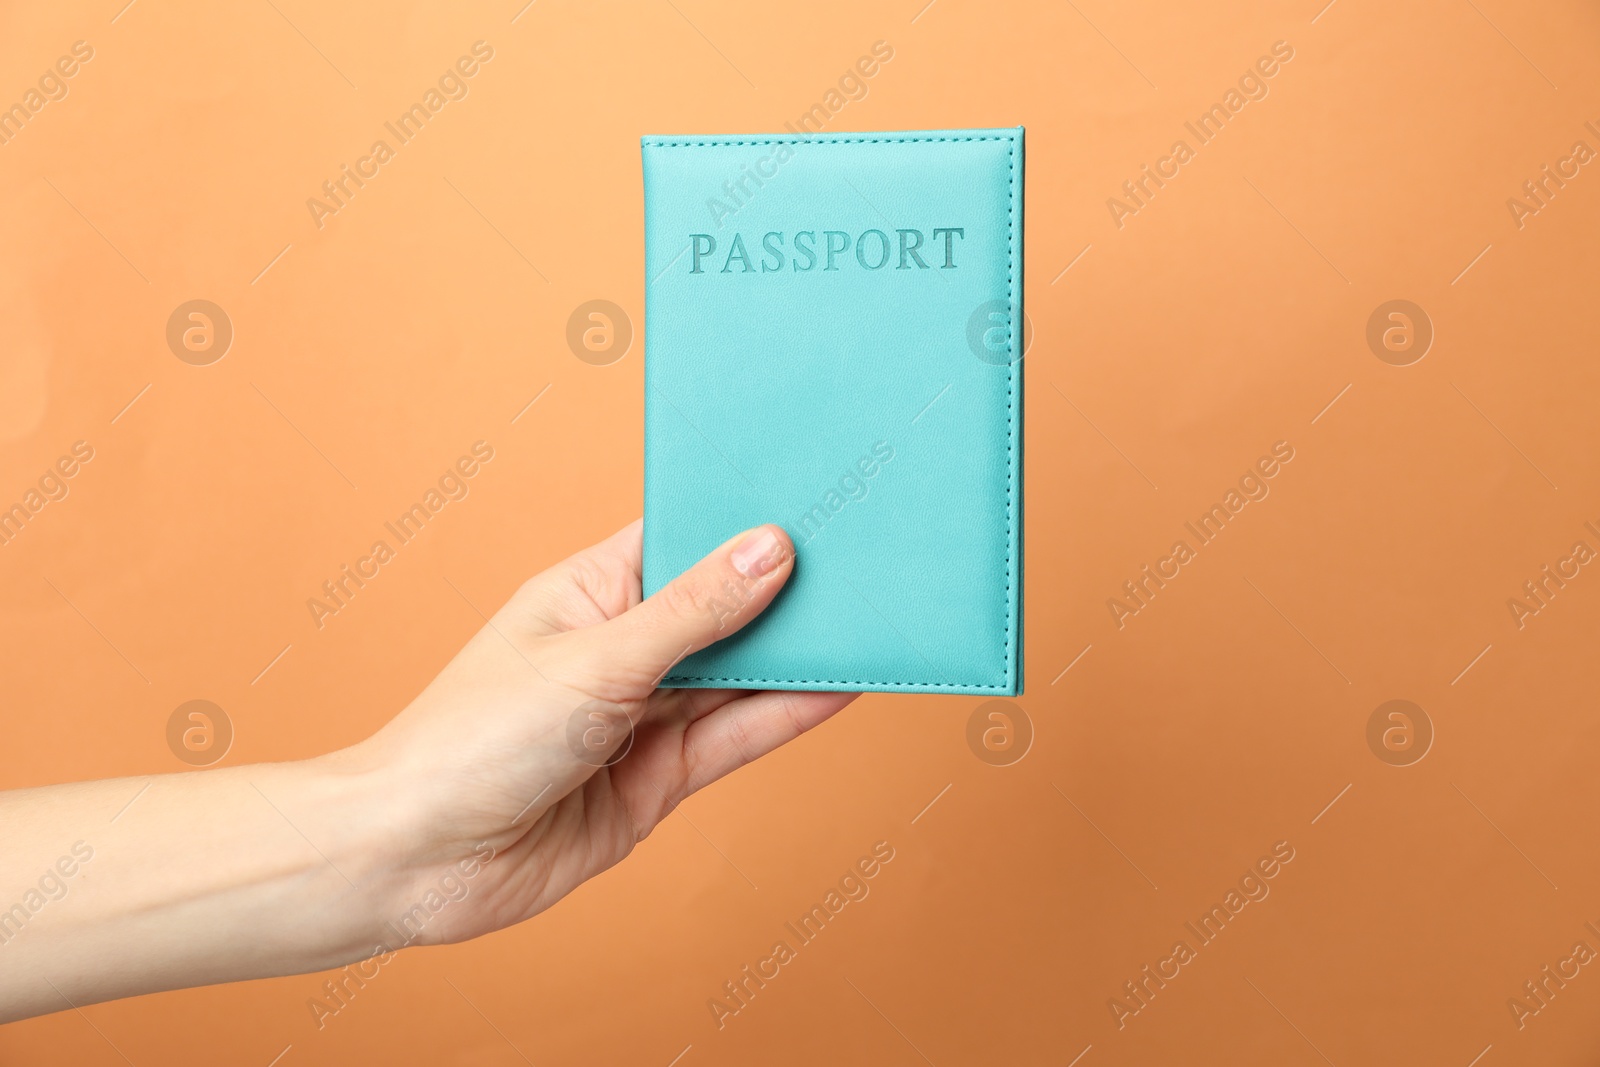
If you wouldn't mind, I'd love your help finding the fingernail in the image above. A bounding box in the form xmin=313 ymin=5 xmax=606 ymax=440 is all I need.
xmin=731 ymin=527 xmax=783 ymax=578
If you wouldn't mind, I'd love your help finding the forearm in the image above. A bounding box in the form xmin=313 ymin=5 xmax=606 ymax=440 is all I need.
xmin=0 ymin=748 xmax=405 ymax=1022
xmin=0 ymin=520 xmax=839 ymax=1025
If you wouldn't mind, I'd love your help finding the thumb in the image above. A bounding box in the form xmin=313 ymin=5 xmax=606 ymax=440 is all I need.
xmin=577 ymin=524 xmax=795 ymax=691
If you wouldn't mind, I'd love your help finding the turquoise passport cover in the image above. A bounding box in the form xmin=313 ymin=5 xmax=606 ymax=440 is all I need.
xmin=640 ymin=128 xmax=1023 ymax=695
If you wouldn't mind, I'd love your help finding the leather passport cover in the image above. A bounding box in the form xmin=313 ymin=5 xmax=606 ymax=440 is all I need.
xmin=640 ymin=128 xmax=1024 ymax=695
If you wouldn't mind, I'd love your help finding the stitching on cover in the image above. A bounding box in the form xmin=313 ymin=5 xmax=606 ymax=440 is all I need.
xmin=667 ymin=676 xmax=1008 ymax=689
xmin=650 ymin=131 xmax=1020 ymax=690
xmin=1002 ymin=139 xmax=1016 ymax=693
xmin=643 ymin=136 xmax=1015 ymax=147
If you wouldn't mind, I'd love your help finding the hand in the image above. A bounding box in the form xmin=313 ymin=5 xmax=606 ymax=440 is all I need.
xmin=356 ymin=519 xmax=858 ymax=946
xmin=0 ymin=519 xmax=851 ymax=1023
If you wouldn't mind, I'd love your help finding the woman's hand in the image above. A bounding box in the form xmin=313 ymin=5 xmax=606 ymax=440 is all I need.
xmin=0 ymin=520 xmax=854 ymax=1022
xmin=361 ymin=519 xmax=857 ymax=944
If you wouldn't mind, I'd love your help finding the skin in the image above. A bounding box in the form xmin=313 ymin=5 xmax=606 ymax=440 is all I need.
xmin=0 ymin=521 xmax=855 ymax=1024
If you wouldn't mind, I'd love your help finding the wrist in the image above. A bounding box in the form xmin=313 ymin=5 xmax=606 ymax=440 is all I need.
xmin=281 ymin=745 xmax=427 ymax=964
xmin=311 ymin=735 xmax=507 ymax=953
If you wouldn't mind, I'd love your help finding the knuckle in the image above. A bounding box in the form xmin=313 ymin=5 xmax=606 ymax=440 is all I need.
xmin=658 ymin=574 xmax=720 ymax=624
xmin=568 ymin=553 xmax=632 ymax=616
xmin=726 ymin=707 xmax=760 ymax=762
xmin=567 ymin=553 xmax=608 ymax=596
xmin=775 ymin=691 xmax=805 ymax=734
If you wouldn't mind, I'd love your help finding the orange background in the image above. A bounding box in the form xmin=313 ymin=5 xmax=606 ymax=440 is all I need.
xmin=3 ymin=0 xmax=1599 ymax=1063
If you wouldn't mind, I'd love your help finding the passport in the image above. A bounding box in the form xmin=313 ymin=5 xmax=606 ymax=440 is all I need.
xmin=640 ymin=128 xmax=1024 ymax=695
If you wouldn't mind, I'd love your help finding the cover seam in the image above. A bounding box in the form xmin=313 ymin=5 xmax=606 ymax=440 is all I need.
xmin=667 ymin=676 xmax=1010 ymax=689
xmin=644 ymin=136 xmax=1014 ymax=147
